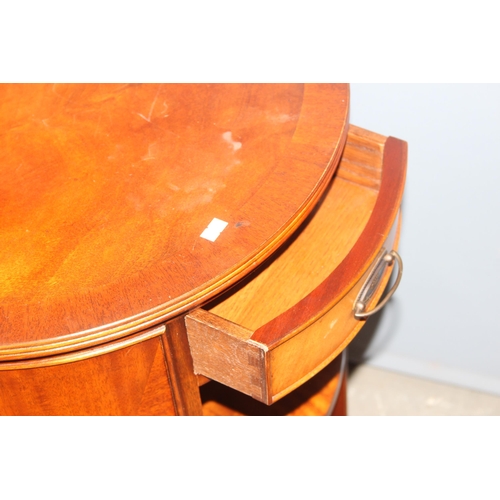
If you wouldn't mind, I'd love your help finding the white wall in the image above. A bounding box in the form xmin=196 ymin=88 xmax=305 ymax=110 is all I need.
xmin=348 ymin=84 xmax=500 ymax=396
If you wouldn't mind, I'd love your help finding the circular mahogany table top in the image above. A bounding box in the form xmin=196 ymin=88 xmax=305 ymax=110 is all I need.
xmin=0 ymin=83 xmax=349 ymax=358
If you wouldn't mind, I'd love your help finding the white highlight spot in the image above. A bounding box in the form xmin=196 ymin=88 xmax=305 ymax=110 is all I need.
xmin=167 ymin=183 xmax=180 ymax=192
xmin=200 ymin=218 xmax=229 ymax=242
xmin=222 ymin=131 xmax=242 ymax=151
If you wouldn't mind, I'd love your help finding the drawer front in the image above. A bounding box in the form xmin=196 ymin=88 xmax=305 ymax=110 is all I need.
xmin=186 ymin=216 xmax=400 ymax=404
xmin=267 ymin=217 xmax=400 ymax=402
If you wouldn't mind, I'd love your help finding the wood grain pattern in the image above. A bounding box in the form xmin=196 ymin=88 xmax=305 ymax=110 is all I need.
xmin=336 ymin=125 xmax=385 ymax=189
xmin=0 ymin=335 xmax=176 ymax=415
xmin=185 ymin=310 xmax=268 ymax=402
xmin=0 ymin=84 xmax=349 ymax=360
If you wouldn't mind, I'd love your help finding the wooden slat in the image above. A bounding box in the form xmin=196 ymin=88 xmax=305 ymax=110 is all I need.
xmin=336 ymin=125 xmax=384 ymax=189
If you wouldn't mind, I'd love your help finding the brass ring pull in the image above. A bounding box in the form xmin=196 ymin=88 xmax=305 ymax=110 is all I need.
xmin=353 ymin=250 xmax=403 ymax=319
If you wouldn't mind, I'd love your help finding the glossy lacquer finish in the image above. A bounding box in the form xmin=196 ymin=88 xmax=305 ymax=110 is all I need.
xmin=0 ymin=84 xmax=349 ymax=359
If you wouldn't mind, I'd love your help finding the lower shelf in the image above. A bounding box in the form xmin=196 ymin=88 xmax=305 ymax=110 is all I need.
xmin=200 ymin=352 xmax=347 ymax=416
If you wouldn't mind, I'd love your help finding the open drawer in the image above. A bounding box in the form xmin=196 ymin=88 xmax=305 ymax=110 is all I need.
xmin=185 ymin=125 xmax=407 ymax=405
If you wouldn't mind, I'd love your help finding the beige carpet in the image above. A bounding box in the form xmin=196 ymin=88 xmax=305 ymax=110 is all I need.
xmin=347 ymin=364 xmax=500 ymax=416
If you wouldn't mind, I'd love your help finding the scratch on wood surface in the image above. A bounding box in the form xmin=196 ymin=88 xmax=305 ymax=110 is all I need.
xmin=161 ymin=101 xmax=169 ymax=117
xmin=137 ymin=85 xmax=162 ymax=123
xmin=52 ymin=83 xmax=77 ymax=104
xmin=52 ymin=84 xmax=63 ymax=98
xmin=141 ymin=143 xmax=156 ymax=161
xmin=325 ymin=318 xmax=338 ymax=338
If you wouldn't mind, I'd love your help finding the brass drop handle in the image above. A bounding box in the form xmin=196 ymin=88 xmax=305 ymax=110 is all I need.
xmin=353 ymin=249 xmax=403 ymax=319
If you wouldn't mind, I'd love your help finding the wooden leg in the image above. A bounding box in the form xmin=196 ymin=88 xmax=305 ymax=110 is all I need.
xmin=329 ymin=356 xmax=348 ymax=416
xmin=162 ymin=317 xmax=204 ymax=416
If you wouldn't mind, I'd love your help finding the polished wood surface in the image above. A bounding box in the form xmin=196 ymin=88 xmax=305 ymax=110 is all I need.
xmin=0 ymin=85 xmax=407 ymax=416
xmin=0 ymin=335 xmax=176 ymax=415
xmin=0 ymin=317 xmax=205 ymax=415
xmin=0 ymin=84 xmax=349 ymax=360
